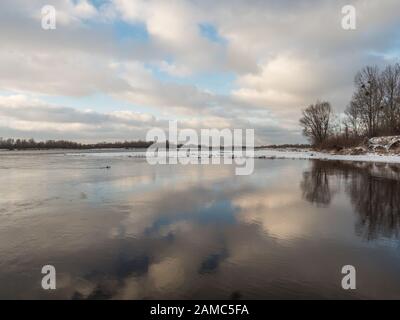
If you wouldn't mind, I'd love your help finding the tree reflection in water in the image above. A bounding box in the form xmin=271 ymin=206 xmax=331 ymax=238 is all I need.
xmin=300 ymin=161 xmax=335 ymax=207
xmin=301 ymin=160 xmax=400 ymax=240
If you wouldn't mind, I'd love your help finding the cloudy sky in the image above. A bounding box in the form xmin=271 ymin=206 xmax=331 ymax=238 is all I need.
xmin=0 ymin=0 xmax=399 ymax=144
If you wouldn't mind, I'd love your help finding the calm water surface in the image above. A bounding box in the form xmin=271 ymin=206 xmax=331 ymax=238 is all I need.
xmin=1 ymin=151 xmax=400 ymax=299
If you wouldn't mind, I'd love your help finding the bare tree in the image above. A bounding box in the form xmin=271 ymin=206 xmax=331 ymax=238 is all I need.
xmin=299 ymin=101 xmax=332 ymax=145
xmin=382 ymin=63 xmax=400 ymax=134
xmin=345 ymin=100 xmax=362 ymax=136
xmin=351 ymin=66 xmax=385 ymax=137
xmin=302 ymin=64 xmax=400 ymax=151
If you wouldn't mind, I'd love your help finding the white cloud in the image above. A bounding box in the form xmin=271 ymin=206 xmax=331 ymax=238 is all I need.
xmin=156 ymin=61 xmax=192 ymax=78
xmin=0 ymin=0 xmax=399 ymax=143
xmin=0 ymin=94 xmax=162 ymax=141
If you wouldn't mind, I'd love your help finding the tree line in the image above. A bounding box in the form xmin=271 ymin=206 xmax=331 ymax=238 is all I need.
xmin=300 ymin=63 xmax=400 ymax=148
xmin=0 ymin=138 xmax=154 ymax=150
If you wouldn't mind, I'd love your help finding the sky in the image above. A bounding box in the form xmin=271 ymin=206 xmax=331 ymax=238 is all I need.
xmin=0 ymin=0 xmax=399 ymax=144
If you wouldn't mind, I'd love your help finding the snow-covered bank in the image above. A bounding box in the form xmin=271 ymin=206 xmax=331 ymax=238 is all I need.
xmin=255 ymin=135 xmax=400 ymax=164
xmin=66 ymin=148 xmax=400 ymax=164
xmin=255 ymin=149 xmax=400 ymax=164
xmin=368 ymin=136 xmax=400 ymax=152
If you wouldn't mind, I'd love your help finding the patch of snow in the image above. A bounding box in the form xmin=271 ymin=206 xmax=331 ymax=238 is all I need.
xmin=368 ymin=136 xmax=400 ymax=152
xmin=254 ymin=149 xmax=400 ymax=164
xmin=67 ymin=148 xmax=400 ymax=164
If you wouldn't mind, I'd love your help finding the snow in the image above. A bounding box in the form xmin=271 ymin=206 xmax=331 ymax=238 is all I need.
xmin=368 ymin=136 xmax=400 ymax=151
xmin=254 ymin=149 xmax=400 ymax=164
xmin=67 ymin=148 xmax=400 ymax=164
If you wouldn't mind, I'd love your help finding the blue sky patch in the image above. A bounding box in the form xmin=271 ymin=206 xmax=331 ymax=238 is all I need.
xmin=199 ymin=23 xmax=227 ymax=45
xmin=113 ymin=20 xmax=149 ymax=43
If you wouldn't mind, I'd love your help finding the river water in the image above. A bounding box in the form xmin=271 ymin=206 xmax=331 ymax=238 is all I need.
xmin=0 ymin=151 xmax=400 ymax=299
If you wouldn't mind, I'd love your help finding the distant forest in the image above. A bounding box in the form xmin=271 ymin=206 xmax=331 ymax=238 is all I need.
xmin=0 ymin=138 xmax=154 ymax=150
xmin=0 ymin=137 xmax=311 ymax=151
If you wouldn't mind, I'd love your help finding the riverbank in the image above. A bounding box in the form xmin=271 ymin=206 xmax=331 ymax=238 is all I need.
xmin=255 ymin=135 xmax=400 ymax=164
xmin=255 ymin=148 xmax=400 ymax=164
xmin=2 ymin=146 xmax=400 ymax=165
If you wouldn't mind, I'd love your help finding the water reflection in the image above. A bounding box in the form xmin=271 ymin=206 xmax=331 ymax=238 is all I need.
xmin=2 ymin=154 xmax=400 ymax=299
xmin=301 ymin=160 xmax=400 ymax=240
xmin=300 ymin=161 xmax=334 ymax=207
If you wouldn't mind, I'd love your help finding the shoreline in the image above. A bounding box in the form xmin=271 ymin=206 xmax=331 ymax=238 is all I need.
xmin=2 ymin=147 xmax=400 ymax=164
xmin=255 ymin=148 xmax=400 ymax=164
